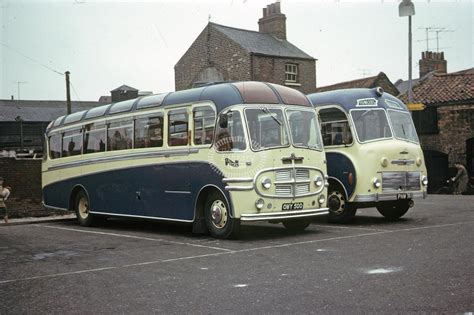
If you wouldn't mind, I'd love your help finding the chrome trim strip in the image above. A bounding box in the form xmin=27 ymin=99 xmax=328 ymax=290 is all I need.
xmin=274 ymin=179 xmax=311 ymax=185
xmin=164 ymin=190 xmax=192 ymax=194
xmin=46 ymin=148 xmax=200 ymax=171
xmin=240 ymin=208 xmax=329 ymax=222
xmin=391 ymin=159 xmax=415 ymax=165
xmin=225 ymin=185 xmax=254 ymax=191
xmin=222 ymin=178 xmax=254 ymax=183
xmin=353 ymin=191 xmax=426 ymax=202
xmin=90 ymin=211 xmax=194 ymax=223
xmin=42 ymin=202 xmax=69 ymax=212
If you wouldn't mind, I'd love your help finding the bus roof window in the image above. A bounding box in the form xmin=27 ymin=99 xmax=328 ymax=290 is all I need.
xmin=109 ymin=99 xmax=135 ymax=114
xmin=63 ymin=111 xmax=86 ymax=125
xmin=85 ymin=104 xmax=110 ymax=120
xmin=136 ymin=93 xmax=169 ymax=110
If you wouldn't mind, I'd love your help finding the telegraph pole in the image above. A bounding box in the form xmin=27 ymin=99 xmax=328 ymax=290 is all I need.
xmin=65 ymin=71 xmax=71 ymax=114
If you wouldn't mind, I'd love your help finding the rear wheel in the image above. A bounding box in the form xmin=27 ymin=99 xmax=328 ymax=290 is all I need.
xmin=204 ymin=192 xmax=240 ymax=239
xmin=327 ymin=190 xmax=356 ymax=223
xmin=75 ymin=190 xmax=102 ymax=226
xmin=376 ymin=200 xmax=410 ymax=220
xmin=282 ymin=219 xmax=311 ymax=232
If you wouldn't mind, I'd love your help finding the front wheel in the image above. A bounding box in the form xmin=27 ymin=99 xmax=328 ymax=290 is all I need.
xmin=75 ymin=190 xmax=102 ymax=227
xmin=204 ymin=192 xmax=240 ymax=239
xmin=376 ymin=200 xmax=410 ymax=220
xmin=327 ymin=190 xmax=356 ymax=223
xmin=282 ymin=219 xmax=311 ymax=232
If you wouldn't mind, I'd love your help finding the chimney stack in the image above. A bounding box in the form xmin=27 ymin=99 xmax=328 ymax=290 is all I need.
xmin=258 ymin=1 xmax=286 ymax=40
xmin=419 ymin=51 xmax=447 ymax=78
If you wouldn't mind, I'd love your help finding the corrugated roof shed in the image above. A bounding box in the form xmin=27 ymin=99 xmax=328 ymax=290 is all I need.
xmin=0 ymin=100 xmax=107 ymax=122
xmin=210 ymin=23 xmax=314 ymax=60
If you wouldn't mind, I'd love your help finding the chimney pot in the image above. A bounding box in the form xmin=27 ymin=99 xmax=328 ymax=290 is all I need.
xmin=262 ymin=7 xmax=267 ymax=17
xmin=11 ymin=95 xmax=14 ymax=100
xmin=275 ymin=1 xmax=281 ymax=13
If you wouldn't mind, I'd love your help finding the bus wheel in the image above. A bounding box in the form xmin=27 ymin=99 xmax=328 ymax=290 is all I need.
xmin=376 ymin=200 xmax=410 ymax=220
xmin=327 ymin=190 xmax=356 ymax=223
xmin=75 ymin=190 xmax=96 ymax=227
xmin=204 ymin=192 xmax=240 ymax=239
xmin=282 ymin=219 xmax=311 ymax=232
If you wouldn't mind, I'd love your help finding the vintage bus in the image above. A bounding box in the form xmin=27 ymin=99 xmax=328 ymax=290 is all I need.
xmin=43 ymin=81 xmax=329 ymax=238
xmin=307 ymin=88 xmax=428 ymax=223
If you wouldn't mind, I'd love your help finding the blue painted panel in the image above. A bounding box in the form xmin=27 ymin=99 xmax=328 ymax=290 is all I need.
xmin=326 ymin=152 xmax=356 ymax=198
xmin=43 ymin=162 xmax=228 ymax=221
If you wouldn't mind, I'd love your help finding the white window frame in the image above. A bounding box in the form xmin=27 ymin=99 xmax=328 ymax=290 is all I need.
xmin=285 ymin=63 xmax=298 ymax=83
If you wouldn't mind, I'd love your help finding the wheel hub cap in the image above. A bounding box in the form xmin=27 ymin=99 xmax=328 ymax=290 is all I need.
xmin=328 ymin=191 xmax=345 ymax=215
xmin=210 ymin=200 xmax=227 ymax=229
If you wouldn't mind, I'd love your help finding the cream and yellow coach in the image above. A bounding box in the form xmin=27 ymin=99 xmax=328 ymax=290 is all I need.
xmin=43 ymin=81 xmax=329 ymax=238
xmin=307 ymin=88 xmax=428 ymax=223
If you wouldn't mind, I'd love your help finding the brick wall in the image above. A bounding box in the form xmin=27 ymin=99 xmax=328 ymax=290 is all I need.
xmin=252 ymin=56 xmax=316 ymax=94
xmin=419 ymin=104 xmax=474 ymax=166
xmin=0 ymin=158 xmax=63 ymax=217
xmin=175 ymin=25 xmax=251 ymax=91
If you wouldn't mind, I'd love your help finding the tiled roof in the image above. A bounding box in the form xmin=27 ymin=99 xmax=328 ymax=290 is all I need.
xmin=0 ymin=100 xmax=107 ymax=122
xmin=314 ymin=72 xmax=399 ymax=96
xmin=210 ymin=23 xmax=314 ymax=60
xmin=110 ymin=84 xmax=138 ymax=92
xmin=398 ymin=70 xmax=474 ymax=105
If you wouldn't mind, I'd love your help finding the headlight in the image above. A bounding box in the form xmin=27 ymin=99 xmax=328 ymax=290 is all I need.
xmin=261 ymin=177 xmax=272 ymax=190
xmin=373 ymin=178 xmax=381 ymax=188
xmin=422 ymin=175 xmax=428 ymax=186
xmin=318 ymin=194 xmax=326 ymax=206
xmin=380 ymin=157 xmax=389 ymax=167
xmin=416 ymin=157 xmax=423 ymax=166
xmin=314 ymin=175 xmax=323 ymax=187
xmin=255 ymin=198 xmax=265 ymax=210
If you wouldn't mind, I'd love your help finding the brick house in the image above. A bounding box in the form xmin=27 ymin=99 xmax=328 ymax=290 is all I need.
xmin=396 ymin=52 xmax=474 ymax=190
xmin=313 ymin=71 xmax=399 ymax=96
xmin=175 ymin=2 xmax=316 ymax=94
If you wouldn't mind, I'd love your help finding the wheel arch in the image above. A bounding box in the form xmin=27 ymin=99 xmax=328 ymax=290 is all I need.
xmin=193 ymin=185 xmax=231 ymax=234
xmin=327 ymin=176 xmax=349 ymax=200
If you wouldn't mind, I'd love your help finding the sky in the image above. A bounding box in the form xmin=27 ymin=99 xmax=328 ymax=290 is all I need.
xmin=0 ymin=0 xmax=472 ymax=101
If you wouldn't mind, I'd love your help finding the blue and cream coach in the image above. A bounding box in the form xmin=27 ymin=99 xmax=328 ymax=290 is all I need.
xmin=43 ymin=81 xmax=329 ymax=238
xmin=307 ymin=88 xmax=428 ymax=223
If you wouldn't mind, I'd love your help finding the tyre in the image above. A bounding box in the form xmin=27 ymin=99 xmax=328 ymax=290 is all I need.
xmin=282 ymin=219 xmax=311 ymax=232
xmin=376 ymin=200 xmax=410 ymax=220
xmin=75 ymin=190 xmax=101 ymax=227
xmin=204 ymin=192 xmax=240 ymax=239
xmin=327 ymin=190 xmax=356 ymax=223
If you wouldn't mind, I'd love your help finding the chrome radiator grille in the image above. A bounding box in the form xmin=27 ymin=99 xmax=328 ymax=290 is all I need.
xmin=275 ymin=168 xmax=311 ymax=197
xmin=382 ymin=171 xmax=421 ymax=192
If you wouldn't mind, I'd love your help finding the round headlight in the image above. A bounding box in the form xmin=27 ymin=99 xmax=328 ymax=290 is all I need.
xmin=422 ymin=175 xmax=428 ymax=186
xmin=380 ymin=157 xmax=389 ymax=167
xmin=373 ymin=178 xmax=381 ymax=188
xmin=416 ymin=157 xmax=423 ymax=167
xmin=261 ymin=177 xmax=272 ymax=190
xmin=318 ymin=194 xmax=326 ymax=206
xmin=255 ymin=198 xmax=265 ymax=210
xmin=314 ymin=176 xmax=323 ymax=187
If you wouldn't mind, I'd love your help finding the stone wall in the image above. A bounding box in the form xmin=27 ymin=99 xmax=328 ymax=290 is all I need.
xmin=419 ymin=104 xmax=474 ymax=166
xmin=0 ymin=158 xmax=64 ymax=217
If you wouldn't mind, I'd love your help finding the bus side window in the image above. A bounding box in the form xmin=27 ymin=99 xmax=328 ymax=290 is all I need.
xmin=215 ymin=111 xmax=246 ymax=152
xmin=107 ymin=119 xmax=133 ymax=151
xmin=135 ymin=115 xmax=163 ymax=148
xmin=49 ymin=134 xmax=62 ymax=159
xmin=319 ymin=107 xmax=353 ymax=146
xmin=84 ymin=123 xmax=106 ymax=154
xmin=168 ymin=109 xmax=189 ymax=146
xmin=62 ymin=128 xmax=83 ymax=157
xmin=193 ymin=106 xmax=215 ymax=145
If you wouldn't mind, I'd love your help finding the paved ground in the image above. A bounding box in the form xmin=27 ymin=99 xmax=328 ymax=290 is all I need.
xmin=0 ymin=195 xmax=473 ymax=314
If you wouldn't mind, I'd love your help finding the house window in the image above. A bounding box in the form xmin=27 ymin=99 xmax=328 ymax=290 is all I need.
xmin=285 ymin=63 xmax=298 ymax=83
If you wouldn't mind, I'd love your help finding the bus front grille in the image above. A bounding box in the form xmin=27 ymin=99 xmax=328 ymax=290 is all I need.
xmin=275 ymin=184 xmax=292 ymax=196
xmin=382 ymin=171 xmax=421 ymax=192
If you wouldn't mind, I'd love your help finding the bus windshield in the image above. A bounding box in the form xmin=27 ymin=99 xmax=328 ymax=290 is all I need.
xmin=387 ymin=110 xmax=419 ymax=143
xmin=245 ymin=108 xmax=289 ymax=150
xmin=287 ymin=109 xmax=323 ymax=150
xmin=351 ymin=109 xmax=392 ymax=143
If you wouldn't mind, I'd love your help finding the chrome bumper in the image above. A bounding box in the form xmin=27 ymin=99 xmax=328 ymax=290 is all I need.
xmin=240 ymin=208 xmax=329 ymax=222
xmin=353 ymin=191 xmax=427 ymax=202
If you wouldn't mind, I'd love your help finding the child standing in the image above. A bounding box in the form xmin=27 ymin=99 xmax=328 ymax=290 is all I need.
xmin=0 ymin=177 xmax=11 ymax=223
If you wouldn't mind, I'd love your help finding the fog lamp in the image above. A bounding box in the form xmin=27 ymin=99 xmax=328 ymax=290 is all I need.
xmin=318 ymin=194 xmax=326 ymax=206
xmin=380 ymin=157 xmax=389 ymax=167
xmin=255 ymin=198 xmax=265 ymax=210
xmin=416 ymin=157 xmax=423 ymax=166
xmin=422 ymin=175 xmax=428 ymax=186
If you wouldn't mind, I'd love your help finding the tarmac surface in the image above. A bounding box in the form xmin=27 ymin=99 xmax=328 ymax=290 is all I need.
xmin=0 ymin=195 xmax=473 ymax=314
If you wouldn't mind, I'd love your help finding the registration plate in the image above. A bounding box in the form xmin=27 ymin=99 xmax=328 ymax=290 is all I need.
xmin=282 ymin=202 xmax=304 ymax=211
xmin=397 ymin=193 xmax=408 ymax=199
